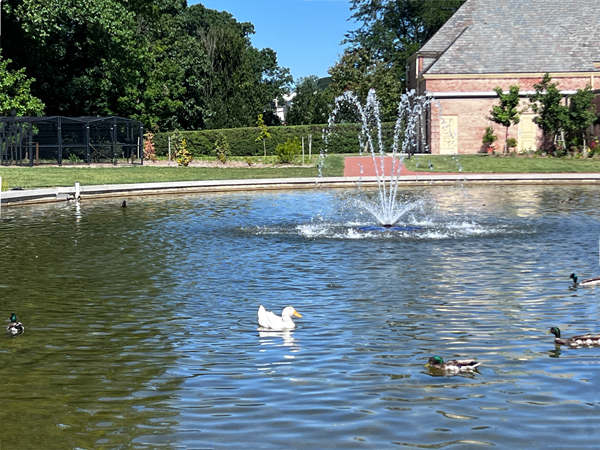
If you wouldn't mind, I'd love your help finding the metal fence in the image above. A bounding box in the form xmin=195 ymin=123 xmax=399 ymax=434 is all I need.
xmin=0 ymin=116 xmax=144 ymax=166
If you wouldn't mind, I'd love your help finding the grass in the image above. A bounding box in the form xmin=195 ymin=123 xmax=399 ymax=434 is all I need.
xmin=404 ymin=154 xmax=600 ymax=173
xmin=2 ymin=153 xmax=600 ymax=190
xmin=0 ymin=155 xmax=345 ymax=190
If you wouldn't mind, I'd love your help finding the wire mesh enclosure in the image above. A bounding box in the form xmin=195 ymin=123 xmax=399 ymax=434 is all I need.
xmin=0 ymin=116 xmax=144 ymax=166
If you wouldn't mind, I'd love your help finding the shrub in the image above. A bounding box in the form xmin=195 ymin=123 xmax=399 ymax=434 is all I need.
xmin=153 ymin=122 xmax=399 ymax=158
xmin=275 ymin=137 xmax=301 ymax=164
xmin=214 ymin=132 xmax=231 ymax=163
xmin=175 ymin=138 xmax=193 ymax=166
xmin=172 ymin=130 xmax=193 ymax=166
xmin=144 ymin=132 xmax=157 ymax=162
xmin=482 ymin=126 xmax=497 ymax=147
xmin=506 ymin=137 xmax=518 ymax=149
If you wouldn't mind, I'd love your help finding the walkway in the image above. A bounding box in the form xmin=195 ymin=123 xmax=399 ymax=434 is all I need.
xmin=344 ymin=156 xmax=450 ymax=177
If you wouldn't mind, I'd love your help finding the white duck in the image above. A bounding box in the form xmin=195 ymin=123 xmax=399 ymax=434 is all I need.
xmin=257 ymin=305 xmax=301 ymax=330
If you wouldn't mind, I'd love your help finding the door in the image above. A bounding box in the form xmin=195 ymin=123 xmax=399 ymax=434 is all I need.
xmin=518 ymin=114 xmax=537 ymax=153
xmin=440 ymin=115 xmax=458 ymax=154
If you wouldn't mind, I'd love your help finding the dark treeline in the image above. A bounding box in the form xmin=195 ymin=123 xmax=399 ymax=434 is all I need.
xmin=2 ymin=0 xmax=466 ymax=131
xmin=1 ymin=0 xmax=292 ymax=131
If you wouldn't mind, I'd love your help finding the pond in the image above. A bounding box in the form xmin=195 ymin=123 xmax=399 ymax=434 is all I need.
xmin=0 ymin=184 xmax=599 ymax=449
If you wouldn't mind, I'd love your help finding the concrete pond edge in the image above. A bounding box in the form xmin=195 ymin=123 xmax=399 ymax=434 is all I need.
xmin=3 ymin=173 xmax=600 ymax=206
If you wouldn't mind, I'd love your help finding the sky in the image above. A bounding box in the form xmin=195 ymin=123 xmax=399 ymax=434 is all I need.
xmin=189 ymin=0 xmax=358 ymax=82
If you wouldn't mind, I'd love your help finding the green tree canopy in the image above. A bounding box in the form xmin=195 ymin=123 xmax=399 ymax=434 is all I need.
xmin=489 ymin=85 xmax=521 ymax=153
xmin=328 ymin=48 xmax=402 ymax=121
xmin=286 ymin=76 xmax=332 ymax=125
xmin=0 ymin=54 xmax=45 ymax=116
xmin=528 ymin=74 xmax=597 ymax=152
xmin=1 ymin=0 xmax=292 ymax=131
xmin=528 ymin=74 xmax=569 ymax=150
xmin=565 ymin=86 xmax=596 ymax=148
xmin=339 ymin=0 xmax=465 ymax=92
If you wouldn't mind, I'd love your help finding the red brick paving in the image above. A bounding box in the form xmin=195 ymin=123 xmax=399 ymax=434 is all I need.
xmin=344 ymin=156 xmax=418 ymax=177
xmin=344 ymin=156 xmax=459 ymax=177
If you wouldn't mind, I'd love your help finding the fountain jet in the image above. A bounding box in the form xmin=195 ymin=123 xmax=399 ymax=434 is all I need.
xmin=324 ymin=89 xmax=434 ymax=226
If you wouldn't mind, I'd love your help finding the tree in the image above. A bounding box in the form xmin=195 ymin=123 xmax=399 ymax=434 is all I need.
xmin=565 ymin=86 xmax=596 ymax=151
xmin=342 ymin=0 xmax=465 ymax=90
xmin=328 ymin=48 xmax=402 ymax=122
xmin=255 ymin=114 xmax=272 ymax=157
xmin=286 ymin=76 xmax=332 ymax=125
xmin=489 ymin=85 xmax=521 ymax=154
xmin=528 ymin=73 xmax=569 ymax=152
xmin=2 ymin=0 xmax=146 ymax=117
xmin=0 ymin=54 xmax=45 ymax=116
xmin=184 ymin=4 xmax=292 ymax=130
xmin=2 ymin=0 xmax=292 ymax=131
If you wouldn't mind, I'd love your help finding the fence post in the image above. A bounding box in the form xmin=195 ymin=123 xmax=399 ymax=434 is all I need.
xmin=302 ymin=136 xmax=305 ymax=165
xmin=0 ymin=176 xmax=2 ymax=215
xmin=168 ymin=136 xmax=171 ymax=166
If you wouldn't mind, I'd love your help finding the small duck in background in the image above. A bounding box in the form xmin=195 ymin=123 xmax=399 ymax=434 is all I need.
xmin=7 ymin=313 xmax=24 ymax=335
xmin=549 ymin=327 xmax=600 ymax=346
xmin=569 ymin=273 xmax=600 ymax=287
xmin=121 ymin=201 xmax=127 ymax=208
xmin=425 ymin=356 xmax=481 ymax=373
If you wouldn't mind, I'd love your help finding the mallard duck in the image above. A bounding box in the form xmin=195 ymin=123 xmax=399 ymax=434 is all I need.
xmin=549 ymin=327 xmax=600 ymax=346
xmin=7 ymin=313 xmax=24 ymax=335
xmin=569 ymin=273 xmax=600 ymax=286
xmin=257 ymin=305 xmax=301 ymax=330
xmin=425 ymin=356 xmax=481 ymax=372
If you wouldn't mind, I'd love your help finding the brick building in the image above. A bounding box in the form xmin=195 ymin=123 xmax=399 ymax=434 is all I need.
xmin=406 ymin=0 xmax=600 ymax=154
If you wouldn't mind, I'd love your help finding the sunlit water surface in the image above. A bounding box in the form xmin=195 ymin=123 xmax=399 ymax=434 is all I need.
xmin=1 ymin=185 xmax=599 ymax=449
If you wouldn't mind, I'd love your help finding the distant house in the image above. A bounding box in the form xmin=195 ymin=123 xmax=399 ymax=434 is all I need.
xmin=274 ymin=93 xmax=297 ymax=124
xmin=407 ymin=0 xmax=600 ymax=154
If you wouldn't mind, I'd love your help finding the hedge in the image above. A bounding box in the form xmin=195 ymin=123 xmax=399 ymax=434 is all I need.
xmin=153 ymin=123 xmax=399 ymax=158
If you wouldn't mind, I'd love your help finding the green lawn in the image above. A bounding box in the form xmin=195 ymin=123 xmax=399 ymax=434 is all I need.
xmin=1 ymin=153 xmax=600 ymax=190
xmin=404 ymin=154 xmax=600 ymax=173
xmin=0 ymin=155 xmax=344 ymax=190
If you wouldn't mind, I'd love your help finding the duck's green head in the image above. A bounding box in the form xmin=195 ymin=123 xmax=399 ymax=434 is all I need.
xmin=9 ymin=313 xmax=17 ymax=323
xmin=549 ymin=327 xmax=561 ymax=338
xmin=427 ymin=356 xmax=444 ymax=366
xmin=569 ymin=273 xmax=577 ymax=283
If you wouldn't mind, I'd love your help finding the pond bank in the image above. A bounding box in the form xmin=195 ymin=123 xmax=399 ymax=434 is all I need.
xmin=3 ymin=172 xmax=600 ymax=206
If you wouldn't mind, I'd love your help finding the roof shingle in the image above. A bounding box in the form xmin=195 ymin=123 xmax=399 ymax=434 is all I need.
xmin=420 ymin=0 xmax=600 ymax=74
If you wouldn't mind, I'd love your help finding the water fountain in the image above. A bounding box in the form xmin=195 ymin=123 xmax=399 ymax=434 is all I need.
xmin=324 ymin=89 xmax=435 ymax=230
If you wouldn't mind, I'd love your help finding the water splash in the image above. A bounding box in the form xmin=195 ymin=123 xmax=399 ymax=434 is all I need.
xmin=322 ymin=89 xmax=435 ymax=226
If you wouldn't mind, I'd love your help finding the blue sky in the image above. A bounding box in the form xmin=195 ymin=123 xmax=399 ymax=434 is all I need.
xmin=189 ymin=0 xmax=358 ymax=82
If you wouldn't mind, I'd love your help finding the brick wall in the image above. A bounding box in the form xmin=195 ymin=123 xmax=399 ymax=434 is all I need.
xmin=424 ymin=74 xmax=597 ymax=154
xmin=426 ymin=75 xmax=596 ymax=93
xmin=429 ymin=97 xmax=538 ymax=154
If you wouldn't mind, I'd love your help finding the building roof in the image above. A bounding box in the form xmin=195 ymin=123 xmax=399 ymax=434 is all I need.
xmin=420 ymin=0 xmax=600 ymax=75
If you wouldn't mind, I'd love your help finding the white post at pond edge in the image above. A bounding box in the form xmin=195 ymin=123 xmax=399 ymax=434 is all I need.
xmin=302 ymin=136 xmax=305 ymax=165
xmin=168 ymin=136 xmax=172 ymax=166
xmin=0 ymin=176 xmax=2 ymax=215
xmin=75 ymin=181 xmax=81 ymax=202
